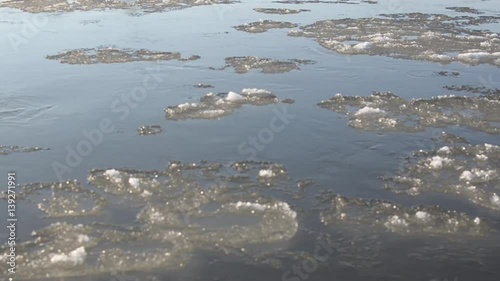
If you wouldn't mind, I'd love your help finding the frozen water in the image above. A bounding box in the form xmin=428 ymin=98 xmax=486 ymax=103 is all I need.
xmin=0 ymin=145 xmax=48 ymax=155
xmin=165 ymin=89 xmax=280 ymax=120
xmin=385 ymin=144 xmax=500 ymax=211
xmin=318 ymin=92 xmax=500 ymax=133
xmin=222 ymin=56 xmax=315 ymax=73
xmin=0 ymin=0 xmax=235 ymax=13
xmin=234 ymin=20 xmax=298 ymax=33
xmin=47 ymin=47 xmax=199 ymax=64
xmin=319 ymin=193 xmax=491 ymax=237
xmin=253 ymin=8 xmax=309 ymax=15
xmin=138 ymin=125 xmax=162 ymax=136
xmin=288 ymin=13 xmax=500 ymax=66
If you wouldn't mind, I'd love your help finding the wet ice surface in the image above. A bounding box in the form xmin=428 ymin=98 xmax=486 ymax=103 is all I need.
xmin=318 ymin=92 xmax=500 ymax=133
xmin=0 ymin=161 xmax=299 ymax=279
xmin=222 ymin=56 xmax=315 ymax=73
xmin=319 ymin=192 xmax=491 ymax=236
xmin=234 ymin=20 xmax=298 ymax=33
xmin=385 ymin=144 xmax=500 ymax=211
xmin=46 ymin=47 xmax=199 ymax=64
xmin=0 ymin=0 xmax=234 ymax=13
xmin=165 ymin=89 xmax=280 ymax=120
xmin=253 ymin=8 xmax=310 ymax=14
xmin=288 ymin=12 xmax=500 ymax=66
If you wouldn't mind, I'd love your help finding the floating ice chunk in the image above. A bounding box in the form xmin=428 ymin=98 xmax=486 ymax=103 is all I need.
xmin=353 ymin=42 xmax=373 ymax=50
xmin=104 ymin=169 xmax=122 ymax=184
xmin=457 ymin=52 xmax=500 ymax=64
xmin=241 ymin=88 xmax=272 ymax=95
xmin=226 ymin=91 xmax=245 ymax=101
xmin=428 ymin=156 xmax=451 ymax=169
xmin=259 ymin=169 xmax=275 ymax=178
xmin=354 ymin=107 xmax=386 ymax=116
xmin=50 ymin=247 xmax=87 ymax=265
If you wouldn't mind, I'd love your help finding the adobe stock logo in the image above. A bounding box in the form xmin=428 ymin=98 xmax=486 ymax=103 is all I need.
xmin=6 ymin=14 xmax=49 ymax=53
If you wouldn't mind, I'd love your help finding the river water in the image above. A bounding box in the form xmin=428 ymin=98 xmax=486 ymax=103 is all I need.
xmin=0 ymin=0 xmax=499 ymax=280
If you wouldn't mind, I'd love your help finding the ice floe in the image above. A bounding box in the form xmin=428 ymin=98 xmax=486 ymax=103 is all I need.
xmin=253 ymin=8 xmax=309 ymax=14
xmin=234 ymin=20 xmax=298 ymax=33
xmin=288 ymin=13 xmax=500 ymax=66
xmin=0 ymin=0 xmax=235 ymax=13
xmin=47 ymin=47 xmax=199 ymax=64
xmin=318 ymin=92 xmax=500 ymax=133
xmin=222 ymin=56 xmax=315 ymax=73
xmin=138 ymin=125 xmax=162 ymax=136
xmin=318 ymin=193 xmax=491 ymax=237
xmin=385 ymin=144 xmax=500 ymax=211
xmin=0 ymin=145 xmax=48 ymax=155
xmin=165 ymin=89 xmax=280 ymax=120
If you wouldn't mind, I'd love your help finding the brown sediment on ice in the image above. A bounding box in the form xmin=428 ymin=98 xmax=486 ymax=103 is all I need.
xmin=253 ymin=8 xmax=310 ymax=15
xmin=0 ymin=0 xmax=235 ymax=13
xmin=0 ymin=145 xmax=48 ymax=155
xmin=446 ymin=6 xmax=483 ymax=15
xmin=234 ymin=20 xmax=298 ymax=33
xmin=223 ymin=56 xmax=315 ymax=73
xmin=165 ymin=89 xmax=280 ymax=120
xmin=288 ymin=13 xmax=500 ymax=66
xmin=444 ymin=85 xmax=500 ymax=96
xmin=318 ymin=92 xmax=500 ymax=134
xmin=46 ymin=47 xmax=200 ymax=64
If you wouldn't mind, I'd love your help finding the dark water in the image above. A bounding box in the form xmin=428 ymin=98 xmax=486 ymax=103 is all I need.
xmin=0 ymin=0 xmax=499 ymax=280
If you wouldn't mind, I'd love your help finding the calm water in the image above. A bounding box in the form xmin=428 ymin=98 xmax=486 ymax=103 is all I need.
xmin=0 ymin=0 xmax=499 ymax=280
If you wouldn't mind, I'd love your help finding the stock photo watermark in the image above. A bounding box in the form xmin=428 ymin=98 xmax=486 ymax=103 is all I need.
xmin=6 ymin=14 xmax=48 ymax=54
xmin=282 ymin=238 xmax=334 ymax=281
xmin=51 ymin=65 xmax=165 ymax=181
xmin=237 ymin=105 xmax=296 ymax=160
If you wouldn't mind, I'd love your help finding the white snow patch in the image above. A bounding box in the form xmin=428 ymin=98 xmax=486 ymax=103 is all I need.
xmin=241 ymin=88 xmax=272 ymax=95
xmin=128 ymin=177 xmax=140 ymax=189
xmin=104 ymin=169 xmax=122 ymax=184
xmin=50 ymin=247 xmax=87 ymax=265
xmin=259 ymin=169 xmax=275 ymax=178
xmin=415 ymin=211 xmax=431 ymax=221
xmin=437 ymin=146 xmax=451 ymax=154
xmin=354 ymin=106 xmax=386 ymax=116
xmin=226 ymin=91 xmax=245 ymax=101
xmin=353 ymin=42 xmax=374 ymax=50
xmin=428 ymin=156 xmax=451 ymax=169
xmin=76 ymin=234 xmax=90 ymax=243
